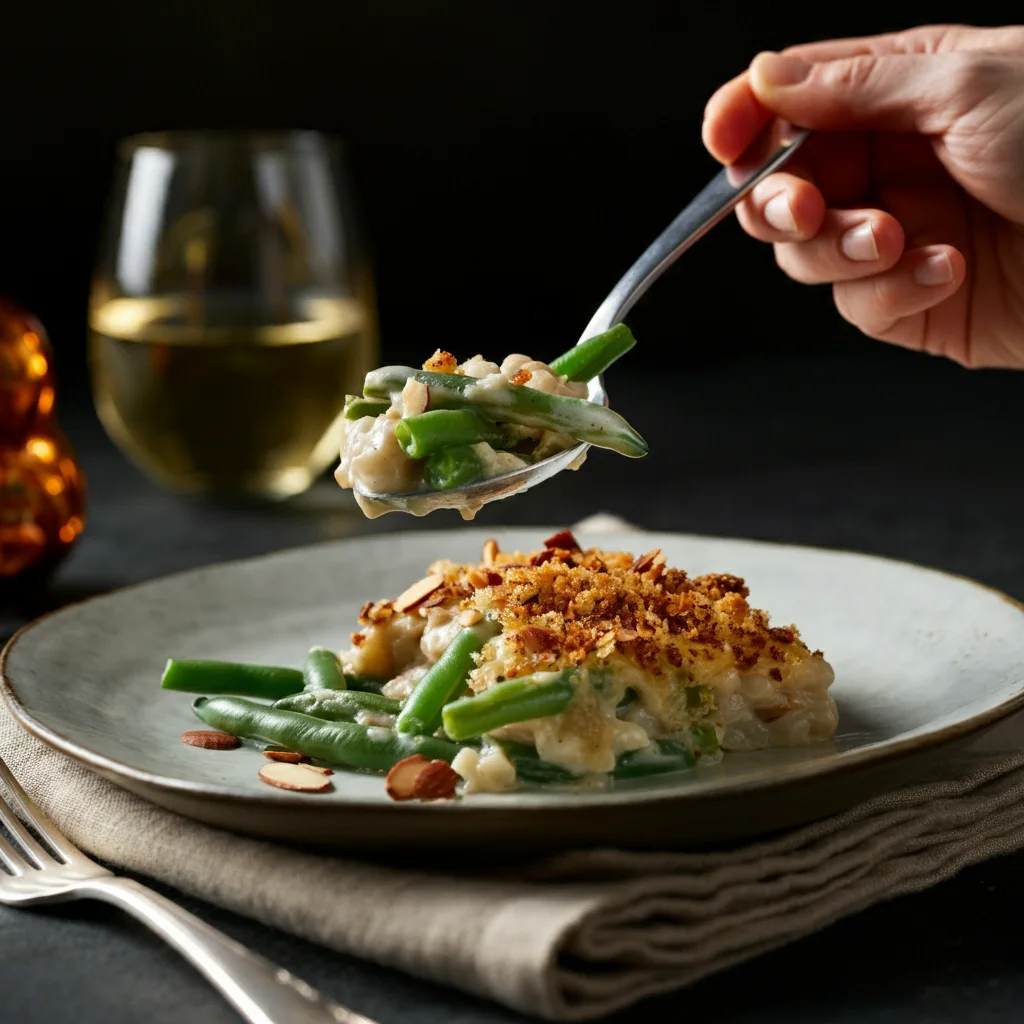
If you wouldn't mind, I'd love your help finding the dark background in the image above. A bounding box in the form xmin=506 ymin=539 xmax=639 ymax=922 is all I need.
xmin=3 ymin=10 xmax=1024 ymax=1022
xmin=2 ymin=1 xmax=1019 ymax=396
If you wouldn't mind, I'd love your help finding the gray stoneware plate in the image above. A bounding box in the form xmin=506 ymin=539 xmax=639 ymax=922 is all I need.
xmin=4 ymin=527 xmax=1024 ymax=854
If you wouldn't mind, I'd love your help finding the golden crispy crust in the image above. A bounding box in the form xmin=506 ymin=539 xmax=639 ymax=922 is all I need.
xmin=356 ymin=534 xmax=825 ymax=681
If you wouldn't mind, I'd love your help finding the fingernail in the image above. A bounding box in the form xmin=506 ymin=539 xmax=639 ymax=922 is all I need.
xmin=763 ymin=192 xmax=798 ymax=234
xmin=755 ymin=53 xmax=812 ymax=88
xmin=913 ymin=252 xmax=954 ymax=286
xmin=840 ymin=222 xmax=879 ymax=262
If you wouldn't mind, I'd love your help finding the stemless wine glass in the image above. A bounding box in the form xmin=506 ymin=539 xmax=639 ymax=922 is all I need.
xmin=89 ymin=131 xmax=378 ymax=499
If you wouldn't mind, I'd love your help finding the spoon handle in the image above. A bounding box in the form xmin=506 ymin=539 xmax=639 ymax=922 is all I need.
xmin=580 ymin=121 xmax=811 ymax=340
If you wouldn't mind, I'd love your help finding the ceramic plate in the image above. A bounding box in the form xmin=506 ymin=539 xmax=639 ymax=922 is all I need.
xmin=4 ymin=528 xmax=1024 ymax=853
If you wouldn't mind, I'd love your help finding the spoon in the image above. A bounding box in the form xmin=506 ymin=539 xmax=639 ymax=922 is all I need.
xmin=354 ymin=119 xmax=811 ymax=519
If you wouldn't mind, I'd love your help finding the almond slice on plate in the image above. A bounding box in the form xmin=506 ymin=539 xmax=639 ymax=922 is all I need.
xmin=393 ymin=573 xmax=445 ymax=613
xmin=386 ymin=755 xmax=430 ymax=800
xmin=412 ymin=760 xmax=459 ymax=800
xmin=258 ymin=762 xmax=333 ymax=793
xmin=385 ymin=754 xmax=458 ymax=801
xmin=301 ymin=764 xmax=335 ymax=775
xmin=181 ymin=730 xmax=240 ymax=750
xmin=263 ymin=750 xmax=308 ymax=764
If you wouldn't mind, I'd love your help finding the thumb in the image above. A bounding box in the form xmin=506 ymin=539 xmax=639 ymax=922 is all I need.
xmin=748 ymin=50 xmax=977 ymax=134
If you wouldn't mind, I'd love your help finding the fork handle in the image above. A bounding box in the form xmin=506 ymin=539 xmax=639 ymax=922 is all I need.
xmin=78 ymin=877 xmax=371 ymax=1024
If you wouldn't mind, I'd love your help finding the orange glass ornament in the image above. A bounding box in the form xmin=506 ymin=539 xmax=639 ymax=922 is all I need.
xmin=0 ymin=296 xmax=86 ymax=591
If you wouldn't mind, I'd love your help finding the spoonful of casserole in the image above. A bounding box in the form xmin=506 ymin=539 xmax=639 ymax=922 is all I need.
xmin=335 ymin=119 xmax=810 ymax=520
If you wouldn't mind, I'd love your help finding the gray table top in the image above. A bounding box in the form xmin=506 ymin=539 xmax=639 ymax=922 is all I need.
xmin=2 ymin=352 xmax=1022 ymax=1024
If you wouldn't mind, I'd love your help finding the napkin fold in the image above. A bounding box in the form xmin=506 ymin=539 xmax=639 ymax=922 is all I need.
xmin=3 ymin=515 xmax=1024 ymax=1020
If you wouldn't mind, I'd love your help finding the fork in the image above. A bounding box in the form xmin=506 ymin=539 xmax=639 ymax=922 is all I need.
xmin=0 ymin=756 xmax=375 ymax=1024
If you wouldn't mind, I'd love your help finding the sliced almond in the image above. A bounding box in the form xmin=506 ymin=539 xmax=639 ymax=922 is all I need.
xmin=630 ymin=548 xmax=661 ymax=574
xmin=385 ymin=755 xmax=458 ymax=802
xmin=459 ymin=608 xmax=483 ymax=627
xmin=301 ymin=764 xmax=335 ymax=775
xmin=402 ymin=377 xmax=430 ymax=417
xmin=263 ymin=750 xmax=308 ymax=764
xmin=644 ymin=552 xmax=667 ymax=580
xmin=181 ymin=730 xmax=240 ymax=751
xmin=385 ymin=754 xmax=430 ymax=801
xmin=482 ymin=538 xmax=499 ymax=566
xmin=419 ymin=591 xmax=449 ymax=612
xmin=543 ymin=529 xmax=581 ymax=551
xmin=466 ymin=569 xmax=489 ymax=590
xmin=520 ymin=624 xmax=558 ymax=653
xmin=258 ymin=762 xmax=333 ymax=792
xmin=411 ymin=760 xmax=459 ymax=801
xmin=393 ymin=573 xmax=446 ymax=613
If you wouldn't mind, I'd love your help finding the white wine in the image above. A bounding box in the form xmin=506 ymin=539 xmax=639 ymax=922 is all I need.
xmin=89 ymin=294 xmax=376 ymax=498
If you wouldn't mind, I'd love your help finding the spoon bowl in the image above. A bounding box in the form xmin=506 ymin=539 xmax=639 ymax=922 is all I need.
xmin=354 ymin=120 xmax=810 ymax=518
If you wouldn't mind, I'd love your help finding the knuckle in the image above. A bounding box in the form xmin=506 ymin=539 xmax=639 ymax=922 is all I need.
xmin=819 ymin=54 xmax=880 ymax=92
xmin=734 ymin=201 xmax=762 ymax=238
xmin=774 ymin=243 xmax=815 ymax=284
xmin=945 ymin=52 xmax=1009 ymax=104
xmin=868 ymin=274 xmax=906 ymax=321
xmin=832 ymin=283 xmax=859 ymax=327
xmin=832 ymin=282 xmax=887 ymax=338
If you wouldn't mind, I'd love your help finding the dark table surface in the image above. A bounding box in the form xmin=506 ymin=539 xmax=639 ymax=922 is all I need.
xmin=2 ymin=350 xmax=1023 ymax=1024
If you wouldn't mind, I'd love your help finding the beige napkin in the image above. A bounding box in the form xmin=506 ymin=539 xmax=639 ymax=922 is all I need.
xmin=4 ymin=515 xmax=1024 ymax=1020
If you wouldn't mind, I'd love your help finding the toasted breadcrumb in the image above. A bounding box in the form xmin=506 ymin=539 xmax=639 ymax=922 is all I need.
xmin=354 ymin=536 xmax=825 ymax=684
xmin=422 ymin=349 xmax=459 ymax=373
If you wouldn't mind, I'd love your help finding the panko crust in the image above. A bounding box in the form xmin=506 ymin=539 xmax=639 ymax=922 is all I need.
xmin=354 ymin=531 xmax=826 ymax=684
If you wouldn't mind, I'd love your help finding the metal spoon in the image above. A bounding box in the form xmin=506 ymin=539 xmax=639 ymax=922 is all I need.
xmin=354 ymin=120 xmax=811 ymax=519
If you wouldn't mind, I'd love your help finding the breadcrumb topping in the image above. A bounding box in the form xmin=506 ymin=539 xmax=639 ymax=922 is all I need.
xmin=356 ymin=531 xmax=825 ymax=683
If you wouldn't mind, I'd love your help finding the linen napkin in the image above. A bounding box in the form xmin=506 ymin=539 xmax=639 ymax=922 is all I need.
xmin=4 ymin=515 xmax=1024 ymax=1020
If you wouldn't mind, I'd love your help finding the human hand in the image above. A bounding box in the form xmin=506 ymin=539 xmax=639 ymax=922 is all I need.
xmin=702 ymin=25 xmax=1024 ymax=369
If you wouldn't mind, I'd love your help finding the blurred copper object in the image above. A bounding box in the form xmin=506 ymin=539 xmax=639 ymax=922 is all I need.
xmin=0 ymin=296 xmax=85 ymax=591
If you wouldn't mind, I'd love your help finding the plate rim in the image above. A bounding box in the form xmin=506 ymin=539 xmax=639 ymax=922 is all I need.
xmin=3 ymin=528 xmax=1024 ymax=811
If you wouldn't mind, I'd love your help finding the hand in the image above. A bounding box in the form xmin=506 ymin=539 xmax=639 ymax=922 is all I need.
xmin=702 ymin=25 xmax=1024 ymax=369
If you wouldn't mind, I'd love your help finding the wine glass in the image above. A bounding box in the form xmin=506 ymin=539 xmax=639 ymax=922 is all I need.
xmin=89 ymin=131 xmax=378 ymax=500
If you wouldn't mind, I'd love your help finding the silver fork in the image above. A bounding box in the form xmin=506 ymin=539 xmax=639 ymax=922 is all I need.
xmin=0 ymin=755 xmax=375 ymax=1024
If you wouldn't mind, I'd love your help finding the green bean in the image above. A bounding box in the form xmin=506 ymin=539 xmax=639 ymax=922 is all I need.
xmin=395 ymin=410 xmax=508 ymax=460
xmin=617 ymin=686 xmax=638 ymax=710
xmin=396 ymin=628 xmax=484 ymax=735
xmin=690 ymin=722 xmax=720 ymax=757
xmin=363 ymin=367 xmax=647 ymax=458
xmin=193 ymin=697 xmax=459 ymax=769
xmin=302 ymin=647 xmax=347 ymax=691
xmin=549 ymin=324 xmax=637 ymax=382
xmin=686 ymin=684 xmax=714 ymax=714
xmin=494 ymin=739 xmax=582 ymax=785
xmin=612 ymin=738 xmax=696 ymax=779
xmin=161 ymin=659 xmax=303 ymax=701
xmin=345 ymin=676 xmax=388 ymax=695
xmin=423 ymin=445 xmax=486 ymax=491
xmin=275 ymin=689 xmax=403 ymax=722
xmin=344 ymin=395 xmax=390 ymax=420
xmin=442 ymin=668 xmax=577 ymax=741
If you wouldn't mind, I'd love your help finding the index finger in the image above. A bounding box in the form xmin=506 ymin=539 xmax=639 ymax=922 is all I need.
xmin=701 ymin=24 xmax=1007 ymax=165
xmin=702 ymin=71 xmax=772 ymax=164
xmin=782 ymin=24 xmax=1016 ymax=62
